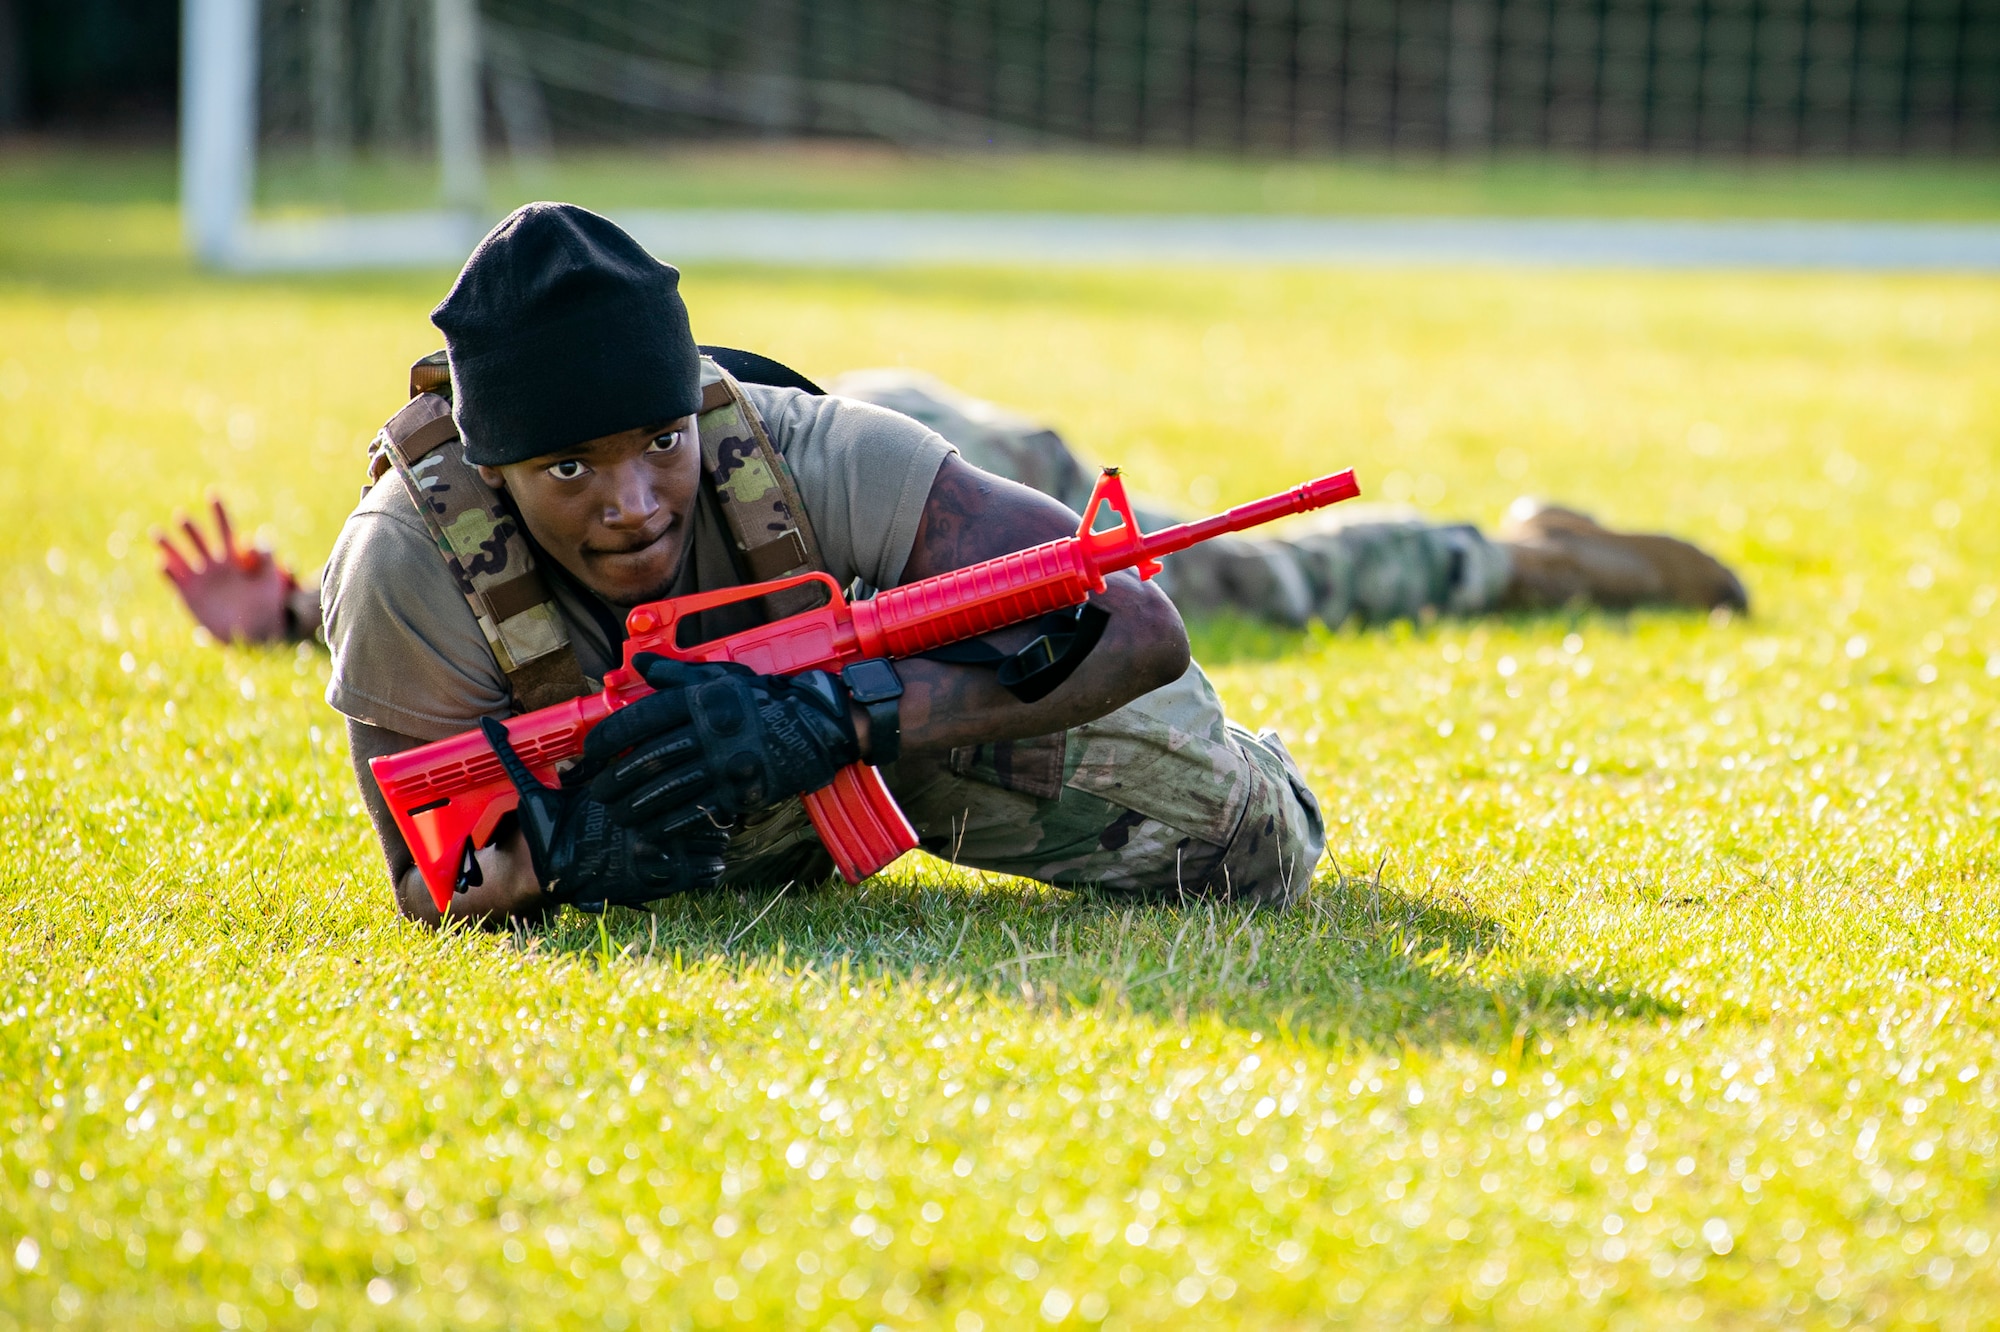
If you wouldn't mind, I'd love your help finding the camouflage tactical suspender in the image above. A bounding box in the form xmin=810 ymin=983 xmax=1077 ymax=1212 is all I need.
xmin=692 ymin=359 xmax=828 ymax=617
xmin=366 ymin=350 xmax=828 ymax=710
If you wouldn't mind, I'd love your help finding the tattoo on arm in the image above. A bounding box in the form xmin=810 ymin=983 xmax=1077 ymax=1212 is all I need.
xmin=892 ymin=456 xmax=1190 ymax=751
xmin=900 ymin=456 xmax=1079 ymax=582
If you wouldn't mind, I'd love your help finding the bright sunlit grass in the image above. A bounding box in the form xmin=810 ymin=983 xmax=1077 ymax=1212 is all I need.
xmin=2 ymin=157 xmax=2000 ymax=1328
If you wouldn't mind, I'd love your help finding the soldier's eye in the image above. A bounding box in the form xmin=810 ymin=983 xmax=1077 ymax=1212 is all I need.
xmin=647 ymin=431 xmax=683 ymax=454
xmin=545 ymin=459 xmax=589 ymax=481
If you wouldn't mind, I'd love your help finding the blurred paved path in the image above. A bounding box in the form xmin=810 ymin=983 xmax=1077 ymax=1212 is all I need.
xmin=226 ymin=210 xmax=2000 ymax=272
xmin=615 ymin=210 xmax=2000 ymax=271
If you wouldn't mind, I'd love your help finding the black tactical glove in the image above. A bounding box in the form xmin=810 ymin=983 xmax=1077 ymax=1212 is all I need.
xmin=583 ymin=654 xmax=863 ymax=834
xmin=480 ymin=717 xmax=728 ymax=910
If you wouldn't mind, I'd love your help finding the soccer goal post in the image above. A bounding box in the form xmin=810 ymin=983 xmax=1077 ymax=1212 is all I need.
xmin=181 ymin=0 xmax=487 ymax=271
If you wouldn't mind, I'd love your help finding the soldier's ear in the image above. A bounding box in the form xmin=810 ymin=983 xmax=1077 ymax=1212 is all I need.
xmin=475 ymin=463 xmax=508 ymax=492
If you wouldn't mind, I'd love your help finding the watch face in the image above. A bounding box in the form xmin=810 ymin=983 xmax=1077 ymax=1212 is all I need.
xmin=844 ymin=659 xmax=903 ymax=702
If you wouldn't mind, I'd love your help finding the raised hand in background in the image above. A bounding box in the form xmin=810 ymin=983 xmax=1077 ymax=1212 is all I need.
xmin=153 ymin=496 xmax=308 ymax=644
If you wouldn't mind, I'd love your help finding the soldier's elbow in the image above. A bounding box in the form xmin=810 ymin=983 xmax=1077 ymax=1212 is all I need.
xmin=1132 ymin=597 xmax=1192 ymax=695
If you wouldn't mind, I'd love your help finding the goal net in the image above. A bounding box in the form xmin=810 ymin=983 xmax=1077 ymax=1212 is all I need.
xmin=184 ymin=0 xmax=1999 ymax=271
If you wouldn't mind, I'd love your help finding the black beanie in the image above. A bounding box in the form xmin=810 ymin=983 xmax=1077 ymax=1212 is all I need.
xmin=432 ymin=202 xmax=702 ymax=466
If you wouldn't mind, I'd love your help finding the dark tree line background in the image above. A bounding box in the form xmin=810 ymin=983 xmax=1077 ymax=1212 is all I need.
xmin=0 ymin=0 xmax=181 ymax=130
xmin=7 ymin=0 xmax=1998 ymax=154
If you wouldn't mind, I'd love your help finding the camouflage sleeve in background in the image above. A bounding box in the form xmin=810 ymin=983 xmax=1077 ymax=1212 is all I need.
xmin=827 ymin=368 xmax=1515 ymax=627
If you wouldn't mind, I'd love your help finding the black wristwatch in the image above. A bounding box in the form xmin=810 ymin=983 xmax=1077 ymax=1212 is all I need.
xmin=841 ymin=659 xmax=904 ymax=767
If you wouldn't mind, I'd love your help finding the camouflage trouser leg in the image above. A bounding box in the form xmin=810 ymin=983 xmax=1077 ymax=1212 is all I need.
xmin=718 ymin=664 xmax=1326 ymax=907
xmin=1186 ymin=508 xmax=1516 ymax=627
xmin=828 ymin=368 xmax=1514 ymax=627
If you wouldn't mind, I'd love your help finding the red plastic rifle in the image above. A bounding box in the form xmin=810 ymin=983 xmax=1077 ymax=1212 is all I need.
xmin=373 ymin=466 xmax=1361 ymax=910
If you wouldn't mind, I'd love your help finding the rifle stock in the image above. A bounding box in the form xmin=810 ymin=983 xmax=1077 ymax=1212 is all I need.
xmin=372 ymin=466 xmax=1360 ymax=910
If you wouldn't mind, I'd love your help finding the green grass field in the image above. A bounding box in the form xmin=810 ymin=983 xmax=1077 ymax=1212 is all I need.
xmin=3 ymin=151 xmax=2000 ymax=1328
xmin=10 ymin=139 xmax=2000 ymax=224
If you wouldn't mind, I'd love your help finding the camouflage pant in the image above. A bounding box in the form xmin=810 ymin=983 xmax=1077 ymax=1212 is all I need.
xmin=721 ymin=664 xmax=1325 ymax=907
xmin=830 ymin=368 xmax=1515 ymax=627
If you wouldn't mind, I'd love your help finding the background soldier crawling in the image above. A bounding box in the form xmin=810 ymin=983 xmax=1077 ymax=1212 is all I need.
xmin=159 ymin=380 xmax=1747 ymax=651
xmin=264 ymin=202 xmax=1326 ymax=924
xmin=158 ymin=363 xmax=1747 ymax=651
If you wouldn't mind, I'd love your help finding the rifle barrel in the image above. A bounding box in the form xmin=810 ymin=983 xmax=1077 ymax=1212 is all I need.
xmin=1134 ymin=469 xmax=1361 ymax=564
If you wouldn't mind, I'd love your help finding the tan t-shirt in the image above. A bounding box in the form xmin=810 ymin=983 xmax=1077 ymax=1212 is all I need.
xmin=322 ymin=384 xmax=956 ymax=741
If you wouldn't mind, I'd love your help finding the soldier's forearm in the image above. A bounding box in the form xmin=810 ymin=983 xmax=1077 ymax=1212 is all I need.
xmin=893 ymin=569 xmax=1189 ymax=755
xmin=349 ymin=717 xmax=546 ymax=927
xmin=893 ymin=456 xmax=1193 ymax=754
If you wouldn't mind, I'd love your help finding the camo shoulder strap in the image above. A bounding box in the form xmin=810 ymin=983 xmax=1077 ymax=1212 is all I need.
xmin=695 ymin=356 xmax=829 ymax=616
xmin=366 ymin=351 xmax=830 ymax=709
xmin=366 ymin=356 xmax=589 ymax=710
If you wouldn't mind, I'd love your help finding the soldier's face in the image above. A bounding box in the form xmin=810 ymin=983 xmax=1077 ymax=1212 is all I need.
xmin=479 ymin=414 xmax=701 ymax=608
